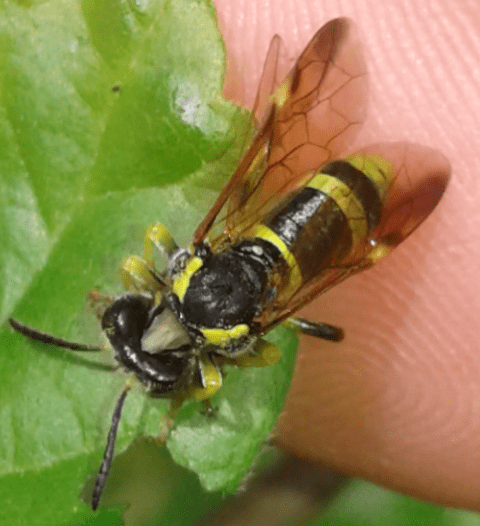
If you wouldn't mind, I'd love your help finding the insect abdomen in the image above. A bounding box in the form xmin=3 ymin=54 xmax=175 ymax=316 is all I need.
xmin=250 ymin=156 xmax=395 ymax=284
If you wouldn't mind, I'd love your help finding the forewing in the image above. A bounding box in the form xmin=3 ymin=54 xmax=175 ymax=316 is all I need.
xmin=194 ymin=18 xmax=368 ymax=245
xmin=259 ymin=17 xmax=368 ymax=193
xmin=258 ymin=142 xmax=450 ymax=331
xmin=251 ymin=34 xmax=289 ymax=131
xmin=194 ymin=34 xmax=287 ymax=243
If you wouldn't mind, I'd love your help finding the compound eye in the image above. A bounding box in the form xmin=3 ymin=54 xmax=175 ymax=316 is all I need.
xmin=101 ymin=295 xmax=151 ymax=345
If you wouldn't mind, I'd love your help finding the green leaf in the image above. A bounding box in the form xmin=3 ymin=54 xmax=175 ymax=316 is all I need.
xmin=0 ymin=0 xmax=297 ymax=524
xmin=168 ymin=327 xmax=298 ymax=492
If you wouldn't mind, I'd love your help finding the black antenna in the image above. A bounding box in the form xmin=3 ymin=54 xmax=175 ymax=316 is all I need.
xmin=91 ymin=385 xmax=131 ymax=510
xmin=9 ymin=318 xmax=102 ymax=351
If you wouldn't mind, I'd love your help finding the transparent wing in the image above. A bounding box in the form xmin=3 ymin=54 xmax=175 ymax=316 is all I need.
xmin=257 ymin=142 xmax=451 ymax=331
xmin=194 ymin=18 xmax=368 ymax=245
xmin=251 ymin=34 xmax=288 ymax=130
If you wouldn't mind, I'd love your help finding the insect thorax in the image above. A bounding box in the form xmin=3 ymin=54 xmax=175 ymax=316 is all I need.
xmin=169 ymin=239 xmax=281 ymax=350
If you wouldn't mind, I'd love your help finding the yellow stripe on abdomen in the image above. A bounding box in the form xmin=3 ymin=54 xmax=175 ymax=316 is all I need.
xmin=244 ymin=223 xmax=303 ymax=293
xmin=307 ymin=171 xmax=368 ymax=247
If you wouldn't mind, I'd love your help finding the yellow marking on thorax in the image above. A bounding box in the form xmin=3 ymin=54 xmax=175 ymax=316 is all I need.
xmin=172 ymin=256 xmax=203 ymax=302
xmin=346 ymin=155 xmax=395 ymax=202
xmin=307 ymin=171 xmax=368 ymax=247
xmin=244 ymin=223 xmax=302 ymax=293
xmin=201 ymin=324 xmax=250 ymax=346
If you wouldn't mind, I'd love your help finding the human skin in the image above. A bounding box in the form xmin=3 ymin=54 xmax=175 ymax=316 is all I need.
xmin=214 ymin=0 xmax=480 ymax=512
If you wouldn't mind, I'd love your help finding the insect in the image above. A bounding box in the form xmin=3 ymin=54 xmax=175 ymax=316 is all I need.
xmin=8 ymin=18 xmax=449 ymax=510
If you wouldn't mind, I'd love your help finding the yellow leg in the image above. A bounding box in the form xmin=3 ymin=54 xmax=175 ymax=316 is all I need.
xmin=157 ymin=355 xmax=223 ymax=443
xmin=366 ymin=242 xmax=394 ymax=264
xmin=120 ymin=223 xmax=178 ymax=293
xmin=185 ymin=354 xmax=223 ymax=401
xmin=227 ymin=338 xmax=281 ymax=367
xmin=144 ymin=222 xmax=179 ymax=267
xmin=120 ymin=254 xmax=163 ymax=293
xmin=158 ymin=399 xmax=182 ymax=445
xmin=121 ymin=223 xmax=177 ymax=293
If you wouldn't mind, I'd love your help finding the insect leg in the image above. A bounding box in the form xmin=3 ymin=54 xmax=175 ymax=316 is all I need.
xmin=144 ymin=222 xmax=179 ymax=265
xmin=366 ymin=242 xmax=394 ymax=265
xmin=184 ymin=354 xmax=223 ymax=401
xmin=232 ymin=338 xmax=281 ymax=367
xmin=158 ymin=355 xmax=224 ymax=443
xmin=121 ymin=223 xmax=177 ymax=292
xmin=91 ymin=382 xmax=132 ymax=510
xmin=120 ymin=254 xmax=166 ymax=293
xmin=8 ymin=318 xmax=102 ymax=351
xmin=201 ymin=399 xmax=217 ymax=417
xmin=157 ymin=396 xmax=182 ymax=444
xmin=286 ymin=318 xmax=344 ymax=342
